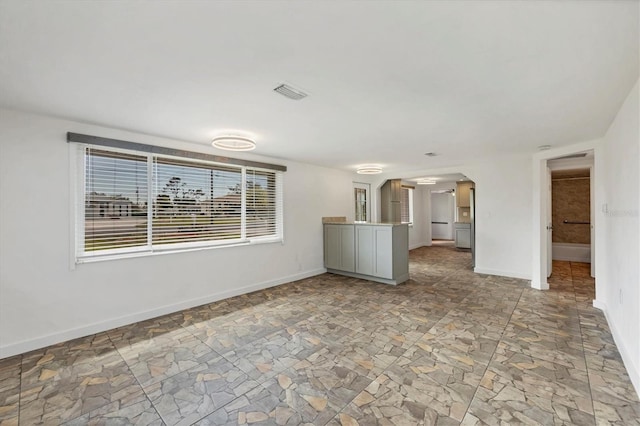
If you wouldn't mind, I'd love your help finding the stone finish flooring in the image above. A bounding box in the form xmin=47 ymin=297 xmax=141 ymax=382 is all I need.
xmin=1 ymin=245 xmax=639 ymax=425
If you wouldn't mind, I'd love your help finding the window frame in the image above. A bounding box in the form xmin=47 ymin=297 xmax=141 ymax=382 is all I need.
xmin=400 ymin=186 xmax=414 ymax=225
xmin=73 ymin=143 xmax=284 ymax=263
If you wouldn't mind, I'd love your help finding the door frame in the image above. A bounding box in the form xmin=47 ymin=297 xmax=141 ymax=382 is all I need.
xmin=547 ymin=158 xmax=594 ymax=278
xmin=532 ymin=140 xmax=599 ymax=290
xmin=353 ymin=182 xmax=371 ymax=222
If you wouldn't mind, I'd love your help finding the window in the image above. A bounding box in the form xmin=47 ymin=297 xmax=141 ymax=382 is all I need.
xmin=353 ymin=182 xmax=370 ymax=222
xmin=77 ymin=145 xmax=283 ymax=261
xmin=400 ymin=186 xmax=414 ymax=224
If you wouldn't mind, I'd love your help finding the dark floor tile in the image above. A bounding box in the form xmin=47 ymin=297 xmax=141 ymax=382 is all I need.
xmin=7 ymin=251 xmax=639 ymax=426
xmin=0 ymin=355 xmax=21 ymax=425
xmin=143 ymin=355 xmax=259 ymax=426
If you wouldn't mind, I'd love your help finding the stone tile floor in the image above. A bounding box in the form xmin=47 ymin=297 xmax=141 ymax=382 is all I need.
xmin=1 ymin=245 xmax=639 ymax=425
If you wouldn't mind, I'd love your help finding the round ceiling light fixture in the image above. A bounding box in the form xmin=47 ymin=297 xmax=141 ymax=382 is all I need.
xmin=211 ymin=135 xmax=256 ymax=151
xmin=356 ymin=165 xmax=383 ymax=174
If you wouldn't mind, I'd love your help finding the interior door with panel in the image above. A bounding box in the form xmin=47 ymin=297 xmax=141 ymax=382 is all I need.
xmin=547 ymin=166 xmax=553 ymax=277
xmin=431 ymin=192 xmax=454 ymax=239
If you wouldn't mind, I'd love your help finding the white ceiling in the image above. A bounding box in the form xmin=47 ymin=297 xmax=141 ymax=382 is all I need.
xmin=1 ymin=1 xmax=638 ymax=174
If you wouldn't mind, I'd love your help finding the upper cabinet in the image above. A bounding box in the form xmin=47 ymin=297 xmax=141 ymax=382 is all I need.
xmin=456 ymin=181 xmax=474 ymax=207
xmin=381 ymin=179 xmax=402 ymax=222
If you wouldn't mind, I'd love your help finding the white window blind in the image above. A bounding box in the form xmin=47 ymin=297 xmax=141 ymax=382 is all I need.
xmin=83 ymin=148 xmax=149 ymax=253
xmin=77 ymin=145 xmax=283 ymax=261
xmin=245 ymin=168 xmax=280 ymax=238
xmin=153 ymin=157 xmax=242 ymax=246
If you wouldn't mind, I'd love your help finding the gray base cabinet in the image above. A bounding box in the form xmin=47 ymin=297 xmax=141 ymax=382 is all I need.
xmin=324 ymin=223 xmax=409 ymax=285
xmin=455 ymin=222 xmax=471 ymax=248
xmin=324 ymin=224 xmax=355 ymax=272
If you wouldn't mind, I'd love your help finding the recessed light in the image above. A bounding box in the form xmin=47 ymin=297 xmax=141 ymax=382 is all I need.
xmin=417 ymin=180 xmax=436 ymax=185
xmin=357 ymin=165 xmax=382 ymax=174
xmin=212 ymin=136 xmax=256 ymax=151
xmin=538 ymin=145 xmax=552 ymax=151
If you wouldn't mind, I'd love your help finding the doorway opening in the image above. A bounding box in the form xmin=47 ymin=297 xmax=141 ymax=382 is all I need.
xmin=546 ymin=154 xmax=594 ymax=279
xmin=402 ymin=172 xmax=476 ymax=269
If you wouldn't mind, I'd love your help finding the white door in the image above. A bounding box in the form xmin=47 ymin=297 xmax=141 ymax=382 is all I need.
xmin=590 ymin=167 xmax=595 ymax=277
xmin=431 ymin=192 xmax=454 ymax=240
xmin=547 ymin=166 xmax=553 ymax=278
xmin=353 ymin=182 xmax=370 ymax=222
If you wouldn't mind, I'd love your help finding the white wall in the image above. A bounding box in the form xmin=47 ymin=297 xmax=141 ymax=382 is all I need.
xmin=595 ymin=79 xmax=640 ymax=392
xmin=465 ymin=157 xmax=533 ymax=279
xmin=0 ymin=109 xmax=355 ymax=358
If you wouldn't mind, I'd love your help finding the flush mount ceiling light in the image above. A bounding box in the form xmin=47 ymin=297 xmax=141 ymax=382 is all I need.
xmin=417 ymin=179 xmax=436 ymax=185
xmin=356 ymin=165 xmax=382 ymax=174
xmin=211 ymin=136 xmax=256 ymax=151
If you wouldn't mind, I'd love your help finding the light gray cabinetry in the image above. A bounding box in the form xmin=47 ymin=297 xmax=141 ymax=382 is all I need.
xmin=380 ymin=179 xmax=402 ymax=223
xmin=324 ymin=224 xmax=355 ymax=272
xmin=325 ymin=223 xmax=409 ymax=285
xmin=455 ymin=222 xmax=471 ymax=249
xmin=355 ymin=225 xmax=374 ymax=275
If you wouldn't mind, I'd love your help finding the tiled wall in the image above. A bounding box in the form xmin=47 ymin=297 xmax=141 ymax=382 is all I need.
xmin=552 ymin=178 xmax=590 ymax=244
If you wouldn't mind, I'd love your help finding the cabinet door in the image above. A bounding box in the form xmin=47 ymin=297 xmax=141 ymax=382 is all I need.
xmin=339 ymin=226 xmax=355 ymax=272
xmin=355 ymin=226 xmax=374 ymax=275
xmin=324 ymin=225 xmax=355 ymax=272
xmin=374 ymin=227 xmax=393 ymax=279
xmin=324 ymin=225 xmax=342 ymax=270
xmin=455 ymin=228 xmax=471 ymax=248
xmin=456 ymin=182 xmax=471 ymax=207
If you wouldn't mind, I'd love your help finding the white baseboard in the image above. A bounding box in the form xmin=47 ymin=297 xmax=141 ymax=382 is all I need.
xmin=592 ymin=299 xmax=640 ymax=397
xmin=0 ymin=268 xmax=327 ymax=359
xmin=473 ymin=267 xmax=531 ymax=281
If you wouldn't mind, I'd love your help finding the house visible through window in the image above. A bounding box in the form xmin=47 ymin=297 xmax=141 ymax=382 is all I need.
xmin=79 ymin=145 xmax=283 ymax=261
xmin=400 ymin=186 xmax=414 ymax=224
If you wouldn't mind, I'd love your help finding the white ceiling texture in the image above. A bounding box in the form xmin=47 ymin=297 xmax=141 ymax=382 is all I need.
xmin=1 ymin=1 xmax=638 ymax=175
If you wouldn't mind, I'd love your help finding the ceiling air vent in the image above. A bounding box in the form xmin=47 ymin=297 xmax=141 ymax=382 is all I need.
xmin=274 ymin=83 xmax=308 ymax=100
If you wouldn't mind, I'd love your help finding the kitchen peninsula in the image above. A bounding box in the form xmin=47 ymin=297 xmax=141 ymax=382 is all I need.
xmin=323 ymin=222 xmax=409 ymax=285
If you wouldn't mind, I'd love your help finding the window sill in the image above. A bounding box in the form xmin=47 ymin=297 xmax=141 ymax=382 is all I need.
xmin=75 ymin=237 xmax=284 ymax=265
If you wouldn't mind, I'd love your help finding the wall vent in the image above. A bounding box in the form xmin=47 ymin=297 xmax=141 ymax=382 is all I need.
xmin=274 ymin=84 xmax=308 ymax=100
